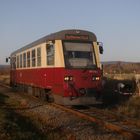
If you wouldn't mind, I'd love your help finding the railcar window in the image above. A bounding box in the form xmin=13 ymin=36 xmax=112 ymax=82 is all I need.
xmin=23 ymin=53 xmax=26 ymax=68
xmin=46 ymin=44 xmax=54 ymax=65
xmin=63 ymin=42 xmax=96 ymax=69
xmin=20 ymin=54 xmax=22 ymax=68
xmin=17 ymin=55 xmax=19 ymax=68
xmin=32 ymin=49 xmax=36 ymax=67
xmin=27 ymin=51 xmax=30 ymax=67
xmin=37 ymin=47 xmax=41 ymax=66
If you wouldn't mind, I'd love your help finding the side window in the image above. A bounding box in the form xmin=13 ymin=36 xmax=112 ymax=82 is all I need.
xmin=27 ymin=51 xmax=30 ymax=67
xmin=20 ymin=54 xmax=22 ymax=68
xmin=32 ymin=49 xmax=36 ymax=67
xmin=37 ymin=47 xmax=41 ymax=66
xmin=46 ymin=44 xmax=54 ymax=65
xmin=23 ymin=53 xmax=26 ymax=68
xmin=17 ymin=55 xmax=19 ymax=68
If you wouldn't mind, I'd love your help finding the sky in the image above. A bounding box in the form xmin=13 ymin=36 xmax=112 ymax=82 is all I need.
xmin=0 ymin=0 xmax=140 ymax=64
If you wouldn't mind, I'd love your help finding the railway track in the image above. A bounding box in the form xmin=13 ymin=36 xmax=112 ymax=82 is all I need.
xmin=1 ymin=83 xmax=140 ymax=140
xmin=52 ymin=103 xmax=140 ymax=140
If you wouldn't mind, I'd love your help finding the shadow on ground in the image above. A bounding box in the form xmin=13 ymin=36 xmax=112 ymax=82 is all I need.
xmin=0 ymin=93 xmax=9 ymax=105
xmin=0 ymin=91 xmax=48 ymax=140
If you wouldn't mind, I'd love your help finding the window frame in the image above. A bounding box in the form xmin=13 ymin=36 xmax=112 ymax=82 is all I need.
xmin=20 ymin=54 xmax=23 ymax=68
xmin=27 ymin=51 xmax=30 ymax=67
xmin=46 ymin=44 xmax=54 ymax=66
xmin=23 ymin=53 xmax=26 ymax=68
xmin=62 ymin=40 xmax=97 ymax=69
xmin=32 ymin=49 xmax=36 ymax=67
xmin=37 ymin=47 xmax=41 ymax=67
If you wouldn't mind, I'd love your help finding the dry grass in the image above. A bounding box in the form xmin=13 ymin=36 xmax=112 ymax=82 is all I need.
xmin=103 ymin=62 xmax=140 ymax=74
xmin=0 ymin=90 xmax=48 ymax=140
xmin=117 ymin=96 xmax=140 ymax=118
xmin=0 ymin=108 xmax=47 ymax=140
xmin=0 ymin=74 xmax=10 ymax=85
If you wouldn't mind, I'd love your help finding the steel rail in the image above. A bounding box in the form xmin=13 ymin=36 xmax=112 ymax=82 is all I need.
xmin=52 ymin=103 xmax=140 ymax=140
xmin=89 ymin=106 xmax=140 ymax=128
xmin=0 ymin=83 xmax=11 ymax=89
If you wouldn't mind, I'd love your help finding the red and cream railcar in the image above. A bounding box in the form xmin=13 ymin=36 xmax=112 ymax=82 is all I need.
xmin=10 ymin=29 xmax=103 ymax=105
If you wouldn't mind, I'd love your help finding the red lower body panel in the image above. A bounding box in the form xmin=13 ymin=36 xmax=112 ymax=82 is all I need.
xmin=11 ymin=67 xmax=102 ymax=97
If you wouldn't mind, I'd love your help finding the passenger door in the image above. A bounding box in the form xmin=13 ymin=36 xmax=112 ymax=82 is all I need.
xmin=46 ymin=43 xmax=55 ymax=88
xmin=10 ymin=56 xmax=16 ymax=86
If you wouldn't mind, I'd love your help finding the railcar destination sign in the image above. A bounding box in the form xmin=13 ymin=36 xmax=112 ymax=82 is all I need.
xmin=65 ymin=34 xmax=89 ymax=40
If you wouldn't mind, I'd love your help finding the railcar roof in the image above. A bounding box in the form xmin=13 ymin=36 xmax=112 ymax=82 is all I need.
xmin=11 ymin=29 xmax=97 ymax=56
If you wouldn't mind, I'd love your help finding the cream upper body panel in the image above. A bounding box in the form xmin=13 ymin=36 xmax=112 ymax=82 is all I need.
xmin=11 ymin=40 xmax=101 ymax=70
xmin=11 ymin=40 xmax=65 ymax=69
xmin=13 ymin=43 xmax=46 ymax=69
xmin=55 ymin=40 xmax=65 ymax=68
xmin=10 ymin=29 xmax=102 ymax=70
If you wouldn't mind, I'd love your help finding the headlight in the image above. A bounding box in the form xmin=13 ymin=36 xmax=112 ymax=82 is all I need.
xmin=64 ymin=77 xmax=69 ymax=81
xmin=64 ymin=76 xmax=73 ymax=81
xmin=92 ymin=76 xmax=100 ymax=81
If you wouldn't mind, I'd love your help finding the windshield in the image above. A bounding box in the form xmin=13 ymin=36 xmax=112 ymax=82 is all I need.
xmin=63 ymin=41 xmax=96 ymax=69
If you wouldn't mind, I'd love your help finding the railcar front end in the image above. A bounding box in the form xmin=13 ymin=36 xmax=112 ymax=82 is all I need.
xmin=53 ymin=40 xmax=103 ymax=105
